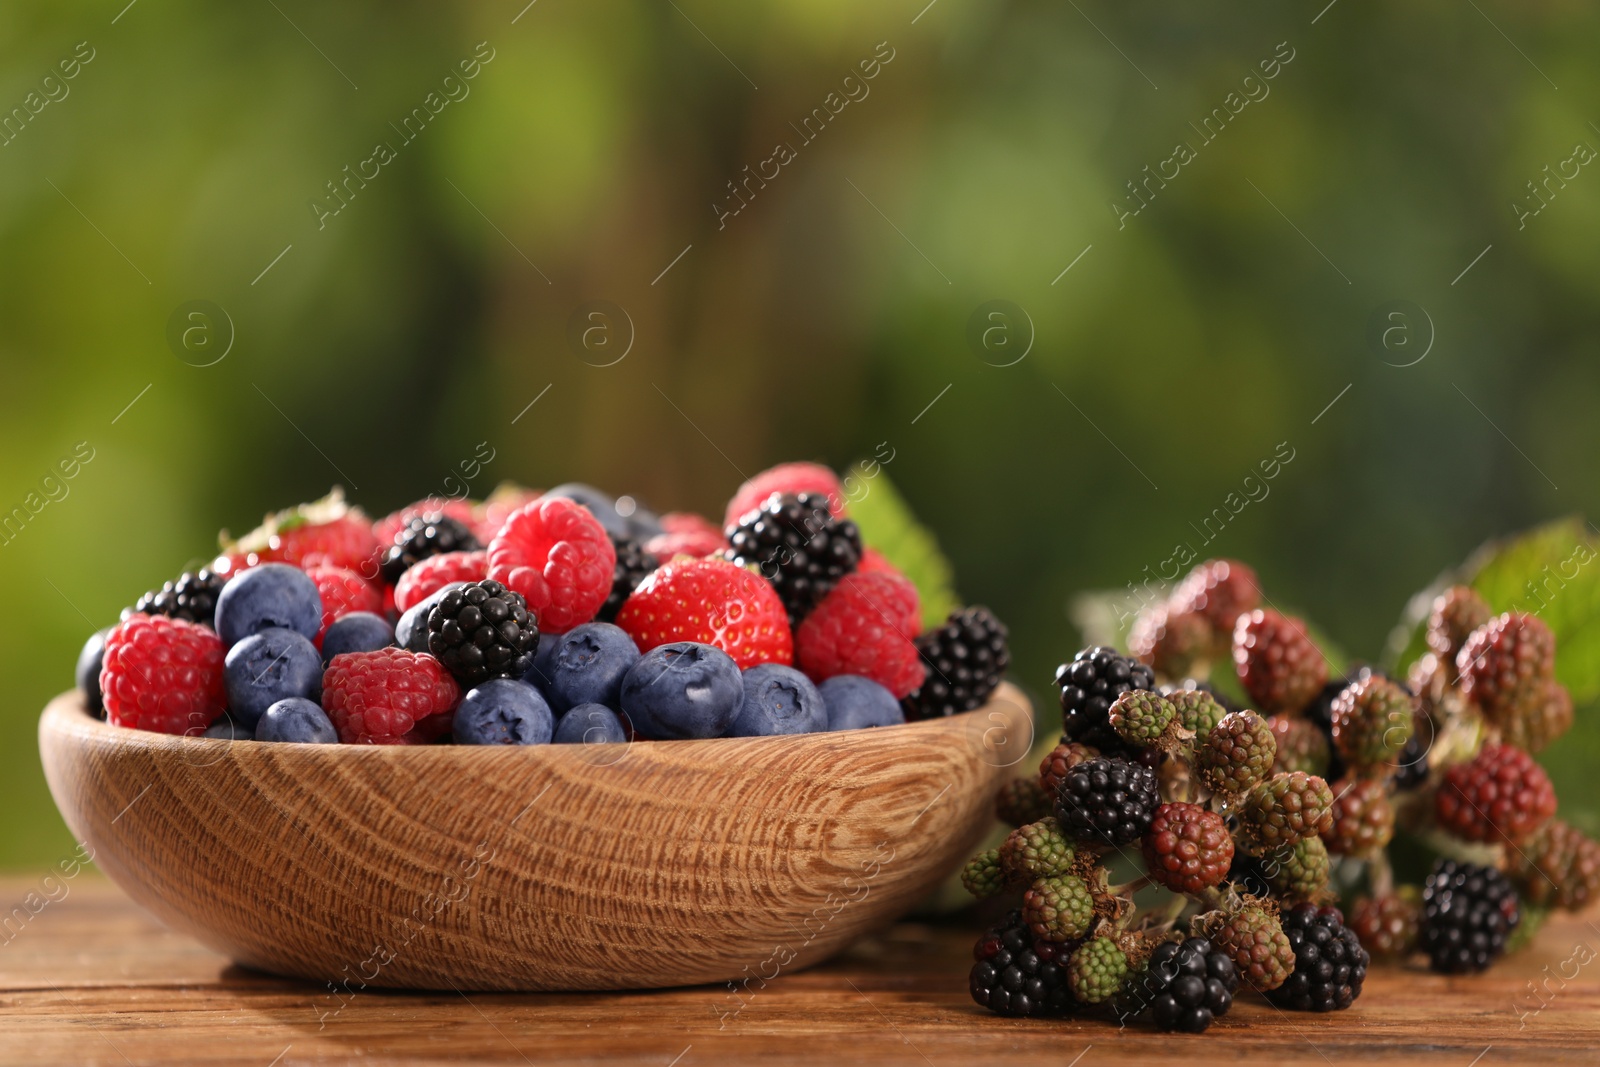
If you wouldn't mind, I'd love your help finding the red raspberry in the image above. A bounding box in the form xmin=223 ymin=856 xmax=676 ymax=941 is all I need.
xmin=1435 ymin=743 xmax=1557 ymax=844
xmin=856 ymin=547 xmax=898 ymax=577
xmin=374 ymin=497 xmax=478 ymax=550
xmin=472 ymin=486 xmax=542 ymax=543
xmin=1142 ymin=802 xmax=1234 ymax=894
xmin=724 ymin=461 xmax=845 ymax=528
xmin=1171 ymin=559 xmax=1261 ymax=634
xmin=1234 ymin=609 xmax=1328 ymax=714
xmin=659 ymin=511 xmax=722 ymax=539
xmin=212 ymin=550 xmax=262 ymax=577
xmin=1457 ymin=612 xmax=1556 ymax=727
xmin=615 ymin=556 xmax=792 ymax=668
xmin=393 ymin=550 xmax=488 ymax=613
xmin=100 ymin=614 xmax=226 ymax=735
xmin=795 ymin=571 xmax=925 ymax=697
xmin=268 ymin=514 xmax=379 ymax=574
xmin=644 ymin=527 xmax=728 ymax=564
xmin=488 ymin=497 xmax=615 ymax=632
xmin=305 ymin=565 xmax=383 ymax=645
xmin=322 ymin=648 xmax=461 ymax=745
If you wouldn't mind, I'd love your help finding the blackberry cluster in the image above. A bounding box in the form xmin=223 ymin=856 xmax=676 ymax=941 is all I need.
xmin=1420 ymin=860 xmax=1520 ymax=973
xmin=380 ymin=513 xmax=482 ymax=584
xmin=724 ymin=492 xmax=861 ymax=623
xmin=901 ymin=606 xmax=1010 ymax=720
xmin=129 ymin=569 xmax=228 ymax=626
xmin=968 ymin=910 xmax=1072 ymax=1017
xmin=1266 ymin=905 xmax=1368 ymax=1011
xmin=1054 ymin=756 xmax=1159 ymax=847
xmin=1118 ymin=936 xmax=1238 ymax=1033
xmin=1055 ymin=646 xmax=1156 ymax=753
xmin=425 ymin=579 xmax=539 ymax=687
xmin=598 ymin=535 xmax=659 ymax=623
xmin=1390 ymin=728 xmax=1430 ymax=791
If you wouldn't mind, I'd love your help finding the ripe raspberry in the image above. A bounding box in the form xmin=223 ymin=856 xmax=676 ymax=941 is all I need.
xmin=1505 ymin=818 xmax=1600 ymax=911
xmin=100 ymin=614 xmax=226 ymax=735
xmin=793 ymin=571 xmax=923 ymax=697
xmin=1171 ymin=558 xmax=1262 ymax=637
xmin=1038 ymin=741 xmax=1098 ymax=796
xmin=488 ymin=497 xmax=616 ymax=633
xmin=393 ymin=550 xmax=488 ymax=613
xmin=999 ymin=817 xmax=1076 ymax=880
xmin=643 ymin=527 xmax=728 ymax=563
xmin=1166 ymin=688 xmax=1229 ymax=746
xmin=1068 ymin=936 xmax=1129 ymax=1003
xmin=1197 ymin=710 xmax=1277 ymax=795
xmin=1053 ymin=756 xmax=1160 ymax=848
xmin=1426 ymin=586 xmax=1492 ymax=667
xmin=374 ymin=497 xmax=479 ymax=551
xmin=1197 ymin=901 xmax=1295 ymax=992
xmin=1240 ymin=771 xmax=1334 ymax=850
xmin=1257 ymin=836 xmax=1330 ymax=902
xmin=856 ymin=547 xmax=905 ymax=580
xmin=659 ymin=511 xmax=722 ymax=539
xmin=1420 ymin=859 xmax=1520 ymax=973
xmin=1329 ymin=675 xmax=1416 ymax=774
xmin=961 ymin=848 xmax=1008 ymax=900
xmin=305 ymin=565 xmax=383 ymax=646
xmin=1435 ymin=743 xmax=1556 ymax=844
xmin=1024 ymin=874 xmax=1095 ymax=943
xmin=1109 ymin=689 xmax=1175 ymax=747
xmin=1504 ymin=677 xmax=1573 ymax=753
xmin=1234 ymin=609 xmax=1327 ymax=714
xmin=724 ymin=461 xmax=846 ymax=529
xmin=1323 ymin=777 xmax=1395 ymax=857
xmin=1350 ymin=890 xmax=1421 ymax=960
xmin=1141 ymin=802 xmax=1234 ymax=894
xmin=1269 ymin=715 xmax=1331 ymax=777
xmin=322 ymin=648 xmax=461 ymax=745
xmin=616 ymin=556 xmax=793 ymax=669
xmin=996 ymin=775 xmax=1053 ymax=827
xmin=1266 ymin=905 xmax=1368 ymax=1012
xmin=1129 ymin=604 xmax=1215 ymax=679
xmin=902 ymin=607 xmax=1007 ymax=720
xmin=1457 ymin=612 xmax=1556 ymax=727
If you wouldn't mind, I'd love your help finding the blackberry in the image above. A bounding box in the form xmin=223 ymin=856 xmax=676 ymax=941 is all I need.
xmin=1420 ymin=859 xmax=1520 ymax=973
xmin=902 ymin=606 xmax=1010 ymax=720
xmin=1302 ymin=677 xmax=1348 ymax=782
xmin=598 ymin=535 xmax=658 ymax=623
xmin=968 ymin=910 xmax=1072 ymax=1017
xmin=426 ymin=579 xmax=539 ymax=688
xmin=128 ymin=568 xmax=228 ymax=626
xmin=1055 ymin=646 xmax=1156 ymax=754
xmin=1054 ymin=756 xmax=1159 ymax=848
xmin=380 ymin=514 xmax=482 ymax=584
xmin=1390 ymin=721 xmax=1431 ymax=791
xmin=724 ymin=492 xmax=861 ymax=623
xmin=1120 ymin=936 xmax=1238 ymax=1033
xmin=1267 ymin=905 xmax=1368 ymax=1011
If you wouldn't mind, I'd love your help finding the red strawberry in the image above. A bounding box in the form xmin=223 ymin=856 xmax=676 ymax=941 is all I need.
xmin=267 ymin=515 xmax=378 ymax=574
xmin=305 ymin=565 xmax=384 ymax=646
xmin=488 ymin=497 xmax=616 ymax=632
xmin=393 ymin=550 xmax=488 ymax=613
xmin=615 ymin=556 xmax=793 ymax=668
xmin=725 ymin=462 xmax=845 ymax=528
xmin=100 ymin=614 xmax=226 ymax=735
xmin=796 ymin=571 xmax=925 ymax=697
xmin=322 ymin=648 xmax=461 ymax=744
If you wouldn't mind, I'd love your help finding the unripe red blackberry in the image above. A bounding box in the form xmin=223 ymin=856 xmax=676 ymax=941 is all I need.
xmin=1197 ymin=710 xmax=1277 ymax=795
xmin=1350 ymin=889 xmax=1421 ymax=960
xmin=1130 ymin=605 xmax=1215 ymax=679
xmin=1329 ymin=675 xmax=1415 ymax=775
xmin=1022 ymin=874 xmax=1094 ymax=943
xmin=1171 ymin=558 xmax=1261 ymax=638
xmin=1506 ymin=818 xmax=1600 ymax=911
xmin=1197 ymin=901 xmax=1295 ymax=992
xmin=1240 ymin=771 xmax=1334 ymax=850
xmin=1503 ymin=677 xmax=1573 ymax=754
xmin=1434 ymin=743 xmax=1557 ymax=844
xmin=1141 ymin=802 xmax=1234 ymax=895
xmin=1233 ymin=609 xmax=1327 ymax=714
xmin=995 ymin=775 xmax=1052 ymax=828
xmin=1457 ymin=612 xmax=1555 ymax=729
xmin=1323 ymin=777 xmax=1395 ymax=857
xmin=1269 ymin=714 xmax=1331 ymax=777
xmin=1257 ymin=836 xmax=1330 ymax=902
xmin=1038 ymin=740 xmax=1098 ymax=796
xmin=1426 ymin=586 xmax=1492 ymax=672
xmin=999 ymin=817 xmax=1076 ymax=880
xmin=962 ymin=848 xmax=1008 ymax=899
xmin=1166 ymin=687 xmax=1229 ymax=746
xmin=1109 ymin=689 xmax=1176 ymax=747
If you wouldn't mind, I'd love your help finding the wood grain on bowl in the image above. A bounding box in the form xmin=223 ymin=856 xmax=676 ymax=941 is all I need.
xmin=39 ymin=682 xmax=1033 ymax=992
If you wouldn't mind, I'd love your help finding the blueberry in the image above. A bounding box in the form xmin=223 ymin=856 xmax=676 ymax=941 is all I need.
xmin=454 ymin=678 xmax=555 ymax=745
xmin=619 ymin=641 xmax=742 ymax=740
xmin=395 ymin=581 xmax=467 ymax=652
xmin=542 ymin=622 xmax=641 ymax=713
xmin=224 ymin=626 xmax=323 ymax=728
xmin=76 ymin=627 xmax=112 ymax=715
xmin=818 ymin=675 xmax=906 ymax=731
xmin=553 ymin=702 xmax=629 ymax=745
xmin=204 ymin=711 xmax=254 ymax=740
xmin=320 ymin=611 xmax=394 ymax=664
xmin=214 ymin=563 xmax=322 ymax=646
xmin=729 ymin=664 xmax=826 ymax=737
xmin=256 ymin=698 xmax=337 ymax=744
xmin=524 ymin=632 xmax=561 ymax=691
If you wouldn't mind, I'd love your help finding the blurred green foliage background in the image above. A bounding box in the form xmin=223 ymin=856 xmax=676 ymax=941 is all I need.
xmin=2 ymin=1 xmax=1597 ymax=867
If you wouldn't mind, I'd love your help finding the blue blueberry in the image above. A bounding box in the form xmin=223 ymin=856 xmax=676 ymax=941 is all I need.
xmin=321 ymin=611 xmax=394 ymax=664
xmin=453 ymin=678 xmax=555 ymax=745
xmin=619 ymin=641 xmax=742 ymax=740
xmin=256 ymin=697 xmax=338 ymax=744
xmin=523 ymin=632 xmax=561 ymax=691
xmin=542 ymin=622 xmax=641 ymax=713
xmin=76 ymin=627 xmax=112 ymax=715
xmin=204 ymin=711 xmax=254 ymax=740
xmin=819 ymin=675 xmax=906 ymax=731
xmin=213 ymin=563 xmax=322 ymax=646
xmin=553 ymin=703 xmax=629 ymax=745
xmin=729 ymin=664 xmax=826 ymax=737
xmin=224 ymin=626 xmax=323 ymax=728
xmin=395 ymin=582 xmax=467 ymax=652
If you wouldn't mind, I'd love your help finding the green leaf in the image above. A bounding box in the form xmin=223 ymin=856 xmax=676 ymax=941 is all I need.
xmin=844 ymin=465 xmax=960 ymax=630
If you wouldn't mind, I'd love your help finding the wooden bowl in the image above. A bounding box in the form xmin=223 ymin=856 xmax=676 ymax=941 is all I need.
xmin=39 ymin=683 xmax=1033 ymax=992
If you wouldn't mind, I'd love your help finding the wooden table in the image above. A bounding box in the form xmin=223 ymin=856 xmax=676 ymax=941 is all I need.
xmin=2 ymin=876 xmax=1593 ymax=1065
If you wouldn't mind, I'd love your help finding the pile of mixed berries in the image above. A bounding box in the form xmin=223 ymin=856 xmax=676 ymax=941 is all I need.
xmin=964 ymin=557 xmax=1596 ymax=1030
xmin=75 ymin=462 xmax=1012 ymax=750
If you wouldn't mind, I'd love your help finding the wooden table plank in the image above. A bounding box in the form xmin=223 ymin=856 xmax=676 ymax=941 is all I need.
xmin=0 ymin=875 xmax=1593 ymax=1065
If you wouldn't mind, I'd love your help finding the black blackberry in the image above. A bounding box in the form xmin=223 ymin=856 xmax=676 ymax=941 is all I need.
xmin=128 ymin=568 xmax=228 ymax=626
xmin=1304 ymin=677 xmax=1350 ymax=782
xmin=901 ymin=606 xmax=1010 ymax=721
xmin=598 ymin=535 xmax=658 ymax=623
xmin=1055 ymin=646 xmax=1156 ymax=754
xmin=426 ymin=579 xmax=539 ymax=687
xmin=1053 ymin=756 xmax=1159 ymax=848
xmin=1225 ymin=852 xmax=1273 ymax=899
xmin=1391 ymin=727 xmax=1431 ymax=791
xmin=968 ymin=910 xmax=1072 ymax=1017
xmin=1267 ymin=905 xmax=1368 ymax=1011
xmin=1420 ymin=859 xmax=1520 ymax=974
xmin=724 ymin=492 xmax=861 ymax=623
xmin=380 ymin=514 xmax=482 ymax=584
xmin=1115 ymin=936 xmax=1238 ymax=1032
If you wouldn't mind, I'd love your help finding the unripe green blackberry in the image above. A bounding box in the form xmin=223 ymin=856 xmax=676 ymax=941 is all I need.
xmin=1109 ymin=689 xmax=1176 ymax=747
xmin=1330 ymin=675 xmax=1415 ymax=774
xmin=1259 ymin=836 xmax=1330 ymax=902
xmin=1197 ymin=710 xmax=1277 ymax=794
xmin=1167 ymin=688 xmax=1229 ymax=746
xmin=1198 ymin=901 xmax=1295 ymax=992
xmin=1269 ymin=715 xmax=1331 ymax=776
xmin=962 ymin=848 xmax=1008 ymax=900
xmin=1023 ymin=874 xmax=1095 ymax=943
xmin=1240 ymin=771 xmax=1334 ymax=850
xmin=1068 ymin=936 xmax=1129 ymax=1003
xmin=995 ymin=775 xmax=1052 ymax=828
xmin=1000 ymin=817 xmax=1076 ymax=880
